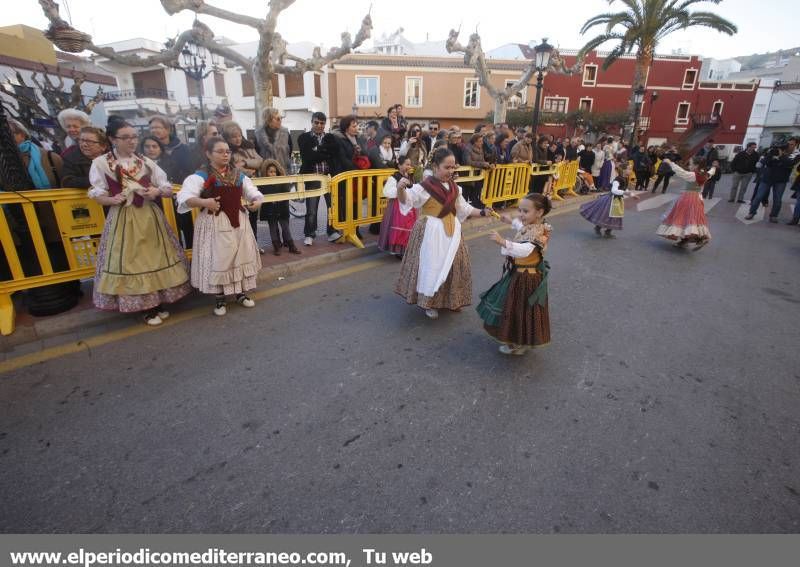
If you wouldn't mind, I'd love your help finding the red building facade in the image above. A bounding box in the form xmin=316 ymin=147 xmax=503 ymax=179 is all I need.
xmin=532 ymin=48 xmax=758 ymax=150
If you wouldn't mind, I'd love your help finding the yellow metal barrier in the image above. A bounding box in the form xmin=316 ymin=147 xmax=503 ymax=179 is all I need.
xmin=481 ymin=163 xmax=536 ymax=208
xmin=0 ymin=175 xmax=329 ymax=335
xmin=328 ymin=168 xmax=396 ymax=248
xmin=551 ymin=160 xmax=580 ymax=200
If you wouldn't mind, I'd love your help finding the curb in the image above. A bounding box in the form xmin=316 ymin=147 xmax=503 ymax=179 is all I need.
xmin=7 ymin=195 xmax=591 ymax=349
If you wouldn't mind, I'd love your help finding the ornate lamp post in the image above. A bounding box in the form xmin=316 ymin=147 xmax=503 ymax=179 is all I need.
xmin=176 ymin=41 xmax=220 ymax=120
xmin=531 ymin=38 xmax=553 ymax=137
xmin=628 ymin=85 xmax=646 ymax=149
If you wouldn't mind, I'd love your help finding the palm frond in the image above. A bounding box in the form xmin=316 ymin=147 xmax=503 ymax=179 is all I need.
xmin=580 ymin=11 xmax=627 ymax=35
xmin=577 ymin=32 xmax=626 ymax=58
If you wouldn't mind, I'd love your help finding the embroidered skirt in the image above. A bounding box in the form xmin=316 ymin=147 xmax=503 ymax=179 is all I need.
xmin=479 ymin=269 xmax=550 ymax=347
xmin=656 ymin=191 xmax=711 ymax=242
xmin=93 ymin=203 xmax=191 ymax=313
xmin=192 ymin=209 xmax=262 ymax=295
xmin=579 ymin=193 xmax=623 ymax=230
xmin=394 ymin=216 xmax=472 ymax=310
xmin=377 ymin=198 xmax=417 ymax=255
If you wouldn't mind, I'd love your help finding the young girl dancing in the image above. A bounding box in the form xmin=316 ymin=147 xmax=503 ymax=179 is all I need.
xmin=579 ymin=162 xmax=638 ymax=237
xmin=477 ymin=193 xmax=552 ymax=355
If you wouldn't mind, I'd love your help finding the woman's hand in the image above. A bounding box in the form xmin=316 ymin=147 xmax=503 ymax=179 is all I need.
xmin=108 ymin=193 xmax=126 ymax=206
xmin=141 ymin=186 xmax=161 ymax=201
xmin=489 ymin=231 xmax=506 ymax=246
xmin=246 ymin=201 xmax=261 ymax=212
xmin=499 ymin=212 xmax=513 ymax=224
xmin=205 ymin=197 xmax=221 ymax=213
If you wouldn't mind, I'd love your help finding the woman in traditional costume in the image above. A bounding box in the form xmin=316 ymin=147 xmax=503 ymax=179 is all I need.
xmin=176 ymin=137 xmax=263 ymax=316
xmin=88 ymin=117 xmax=191 ymax=326
xmin=394 ymin=147 xmax=490 ymax=319
xmin=377 ymin=155 xmax=417 ymax=257
xmin=579 ymin=162 xmax=638 ymax=238
xmin=477 ymin=193 xmax=552 ymax=355
xmin=656 ymin=157 xmax=714 ymax=250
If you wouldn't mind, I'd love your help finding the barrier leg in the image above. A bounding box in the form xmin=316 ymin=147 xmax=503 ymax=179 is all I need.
xmin=344 ymin=229 xmax=364 ymax=249
xmin=0 ymin=292 xmax=15 ymax=336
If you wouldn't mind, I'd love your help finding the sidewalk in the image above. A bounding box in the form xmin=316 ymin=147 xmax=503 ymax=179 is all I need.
xmin=0 ymin=193 xmax=593 ymax=357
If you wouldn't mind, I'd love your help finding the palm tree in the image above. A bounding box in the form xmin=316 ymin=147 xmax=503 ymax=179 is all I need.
xmin=579 ymin=0 xmax=737 ymax=119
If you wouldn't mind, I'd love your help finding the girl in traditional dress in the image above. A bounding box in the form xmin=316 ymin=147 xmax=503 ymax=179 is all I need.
xmin=579 ymin=162 xmax=639 ymax=238
xmin=377 ymin=155 xmax=417 ymax=257
xmin=477 ymin=193 xmax=552 ymax=355
xmin=88 ymin=117 xmax=192 ymax=326
xmin=176 ymin=137 xmax=264 ymax=316
xmin=656 ymin=157 xmax=714 ymax=250
xmin=394 ymin=147 xmax=491 ymax=319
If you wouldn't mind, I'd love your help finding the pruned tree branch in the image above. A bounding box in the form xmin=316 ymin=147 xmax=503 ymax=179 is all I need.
xmin=160 ymin=0 xmax=270 ymax=33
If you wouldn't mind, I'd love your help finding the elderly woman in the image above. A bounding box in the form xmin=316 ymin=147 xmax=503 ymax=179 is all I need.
xmin=255 ymin=107 xmax=293 ymax=172
xmin=61 ymin=126 xmax=109 ymax=189
xmin=9 ymin=118 xmax=63 ymax=189
xmin=57 ymin=108 xmax=90 ymax=158
xmin=188 ymin=120 xmax=219 ymax=171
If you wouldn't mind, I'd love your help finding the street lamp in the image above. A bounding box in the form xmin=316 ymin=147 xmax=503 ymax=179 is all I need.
xmin=176 ymin=41 xmax=219 ymax=120
xmin=628 ymin=85 xmax=646 ymax=148
xmin=352 ymin=102 xmax=358 ymax=117
xmin=531 ymin=38 xmax=553 ymax=137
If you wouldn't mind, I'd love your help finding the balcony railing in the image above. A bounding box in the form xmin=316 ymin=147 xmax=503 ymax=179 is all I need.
xmin=103 ymin=88 xmax=175 ymax=101
xmin=691 ymin=113 xmax=723 ymax=127
xmin=637 ymin=116 xmax=651 ymax=130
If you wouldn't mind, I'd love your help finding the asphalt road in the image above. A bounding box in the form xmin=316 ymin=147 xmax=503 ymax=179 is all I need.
xmin=1 ymin=178 xmax=799 ymax=533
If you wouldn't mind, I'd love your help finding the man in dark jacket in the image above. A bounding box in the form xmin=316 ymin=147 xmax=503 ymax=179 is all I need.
xmin=728 ymin=142 xmax=758 ymax=203
xmin=631 ymin=144 xmax=653 ymax=190
xmin=651 ymin=146 xmax=680 ymax=194
xmin=696 ymin=140 xmax=719 ymax=164
xmin=298 ymin=112 xmax=340 ymax=245
xmin=745 ymin=144 xmax=795 ymax=222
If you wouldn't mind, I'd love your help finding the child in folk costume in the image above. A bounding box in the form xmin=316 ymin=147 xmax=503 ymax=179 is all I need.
xmin=656 ymin=157 xmax=714 ymax=250
xmin=394 ymin=147 xmax=493 ymax=320
xmin=88 ymin=117 xmax=191 ymax=326
xmin=377 ymin=155 xmax=417 ymax=257
xmin=579 ymin=162 xmax=639 ymax=238
xmin=477 ymin=194 xmax=552 ymax=355
xmin=176 ymin=137 xmax=264 ymax=316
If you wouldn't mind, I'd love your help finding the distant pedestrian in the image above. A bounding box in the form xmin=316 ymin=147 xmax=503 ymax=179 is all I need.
xmin=727 ymin=142 xmax=758 ymax=203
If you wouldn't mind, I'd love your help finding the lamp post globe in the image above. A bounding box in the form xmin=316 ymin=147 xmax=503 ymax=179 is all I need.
xmin=531 ymin=38 xmax=554 ymax=137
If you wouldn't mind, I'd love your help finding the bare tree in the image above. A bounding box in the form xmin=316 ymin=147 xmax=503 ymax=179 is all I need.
xmin=446 ymin=30 xmax=584 ymax=124
xmin=39 ymin=0 xmax=373 ymax=128
xmin=0 ymin=66 xmax=103 ymax=144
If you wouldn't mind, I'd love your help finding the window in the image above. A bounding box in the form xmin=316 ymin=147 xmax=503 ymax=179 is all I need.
xmin=271 ymin=74 xmax=280 ymax=97
xmin=464 ymin=78 xmax=480 ymax=108
xmin=542 ymin=96 xmax=568 ymax=113
xmin=241 ymin=73 xmax=254 ymax=97
xmin=132 ymin=69 xmax=167 ymax=96
xmin=405 ymin=76 xmax=422 ymax=107
xmin=186 ymin=76 xmax=201 ymax=98
xmin=356 ymin=76 xmax=379 ymax=106
xmin=711 ymin=100 xmax=723 ymax=118
xmin=504 ymin=79 xmax=526 ymax=104
xmin=582 ymin=64 xmax=598 ymax=87
xmin=676 ymin=102 xmax=690 ymax=124
xmin=285 ymin=73 xmax=304 ymax=97
xmin=314 ymin=74 xmax=322 ymax=98
xmin=682 ymin=69 xmax=697 ymax=89
xmin=579 ymin=98 xmax=593 ymax=113
xmin=214 ymin=72 xmax=226 ymax=97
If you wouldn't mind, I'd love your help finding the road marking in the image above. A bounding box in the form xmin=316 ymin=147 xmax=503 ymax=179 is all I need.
xmin=703 ymin=197 xmax=721 ymax=213
xmin=636 ymin=193 xmax=677 ymax=212
xmin=0 ymin=213 xmax=554 ymax=373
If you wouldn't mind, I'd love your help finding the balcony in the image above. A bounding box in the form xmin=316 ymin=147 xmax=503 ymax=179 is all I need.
xmin=102 ymin=88 xmax=175 ymax=101
xmin=691 ymin=113 xmax=723 ymax=127
xmin=637 ymin=116 xmax=651 ymax=130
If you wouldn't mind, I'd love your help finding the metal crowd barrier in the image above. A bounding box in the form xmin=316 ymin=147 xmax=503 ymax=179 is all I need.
xmin=0 ymin=164 xmax=579 ymax=334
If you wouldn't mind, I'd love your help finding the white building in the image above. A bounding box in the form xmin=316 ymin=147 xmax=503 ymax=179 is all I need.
xmin=700 ymin=57 xmax=741 ymax=81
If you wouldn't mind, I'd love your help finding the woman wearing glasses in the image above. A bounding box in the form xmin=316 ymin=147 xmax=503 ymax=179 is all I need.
xmin=88 ymin=116 xmax=191 ymax=326
xmin=177 ymin=137 xmax=263 ymax=317
xmin=61 ymin=127 xmax=108 ymax=189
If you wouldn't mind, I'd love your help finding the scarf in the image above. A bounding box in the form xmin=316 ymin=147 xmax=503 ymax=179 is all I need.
xmin=420 ymin=176 xmax=458 ymax=219
xmin=19 ymin=140 xmax=51 ymax=189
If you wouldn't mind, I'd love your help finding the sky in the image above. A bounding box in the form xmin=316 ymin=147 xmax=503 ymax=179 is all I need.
xmin=1 ymin=0 xmax=796 ymax=60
